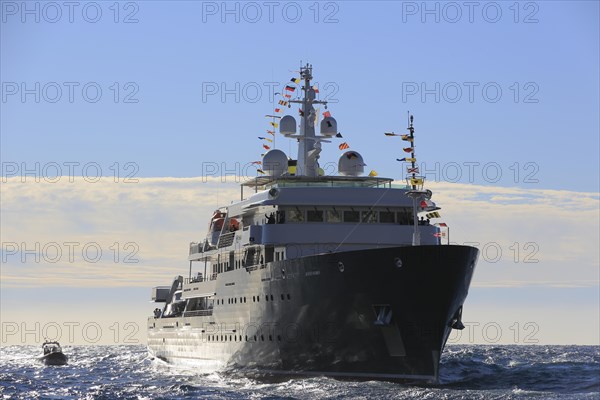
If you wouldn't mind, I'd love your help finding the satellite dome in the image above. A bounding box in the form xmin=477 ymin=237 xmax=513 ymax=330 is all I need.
xmin=320 ymin=117 xmax=337 ymax=136
xmin=280 ymin=115 xmax=297 ymax=136
xmin=338 ymin=151 xmax=365 ymax=176
xmin=262 ymin=149 xmax=288 ymax=176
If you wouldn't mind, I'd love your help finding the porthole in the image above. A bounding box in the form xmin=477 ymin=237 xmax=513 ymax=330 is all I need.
xmin=287 ymin=294 xmax=291 ymax=300
xmin=338 ymin=261 xmax=345 ymax=272
xmin=281 ymin=294 xmax=284 ymax=300
xmin=270 ymin=295 xmax=274 ymax=301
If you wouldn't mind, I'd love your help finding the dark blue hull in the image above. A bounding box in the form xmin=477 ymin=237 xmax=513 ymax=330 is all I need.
xmin=148 ymin=245 xmax=478 ymax=382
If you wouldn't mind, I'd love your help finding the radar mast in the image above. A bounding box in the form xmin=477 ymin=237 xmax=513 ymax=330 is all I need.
xmin=288 ymin=63 xmax=328 ymax=177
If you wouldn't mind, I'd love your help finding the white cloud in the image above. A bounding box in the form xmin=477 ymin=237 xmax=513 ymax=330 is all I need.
xmin=1 ymin=177 xmax=240 ymax=287
xmin=427 ymin=181 xmax=599 ymax=288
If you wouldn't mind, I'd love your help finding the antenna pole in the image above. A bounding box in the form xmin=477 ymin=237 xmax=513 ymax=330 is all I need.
xmin=403 ymin=114 xmax=422 ymax=246
xmin=293 ymin=63 xmax=317 ymax=177
xmin=287 ymin=64 xmax=329 ymax=177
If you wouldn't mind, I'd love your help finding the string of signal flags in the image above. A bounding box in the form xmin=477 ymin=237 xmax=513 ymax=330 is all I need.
xmin=385 ymin=126 xmax=448 ymax=238
xmin=256 ymin=74 xmax=369 ymax=175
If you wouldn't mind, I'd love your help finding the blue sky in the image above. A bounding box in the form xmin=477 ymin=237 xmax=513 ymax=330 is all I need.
xmin=1 ymin=1 xmax=599 ymax=345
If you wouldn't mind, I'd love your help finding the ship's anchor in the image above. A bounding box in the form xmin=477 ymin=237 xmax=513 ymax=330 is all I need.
xmin=449 ymin=305 xmax=465 ymax=330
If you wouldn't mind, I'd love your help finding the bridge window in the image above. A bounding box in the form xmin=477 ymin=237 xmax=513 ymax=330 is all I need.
xmin=288 ymin=209 xmax=304 ymax=223
xmin=397 ymin=208 xmax=414 ymax=225
xmin=343 ymin=211 xmax=360 ymax=223
xmin=380 ymin=211 xmax=396 ymax=223
xmin=307 ymin=210 xmax=324 ymax=222
xmin=362 ymin=210 xmax=377 ymax=223
xmin=327 ymin=209 xmax=342 ymax=223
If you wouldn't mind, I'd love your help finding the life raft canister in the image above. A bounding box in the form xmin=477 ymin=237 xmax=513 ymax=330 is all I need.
xmin=212 ymin=218 xmax=224 ymax=231
xmin=209 ymin=210 xmax=226 ymax=231
xmin=229 ymin=218 xmax=240 ymax=231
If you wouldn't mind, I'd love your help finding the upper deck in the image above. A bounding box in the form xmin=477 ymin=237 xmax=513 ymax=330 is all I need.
xmin=188 ymin=175 xmax=440 ymax=261
xmin=240 ymin=175 xmax=397 ymax=199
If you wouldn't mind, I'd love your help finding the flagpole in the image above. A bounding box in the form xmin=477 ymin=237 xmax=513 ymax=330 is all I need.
xmin=408 ymin=114 xmax=416 ymax=190
xmin=385 ymin=113 xmax=422 ymax=246
xmin=407 ymin=114 xmax=420 ymax=245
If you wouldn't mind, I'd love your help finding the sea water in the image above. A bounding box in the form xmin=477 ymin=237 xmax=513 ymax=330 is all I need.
xmin=1 ymin=345 xmax=598 ymax=399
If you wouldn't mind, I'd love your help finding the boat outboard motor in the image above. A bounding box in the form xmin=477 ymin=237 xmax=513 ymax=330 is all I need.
xmin=163 ymin=275 xmax=183 ymax=316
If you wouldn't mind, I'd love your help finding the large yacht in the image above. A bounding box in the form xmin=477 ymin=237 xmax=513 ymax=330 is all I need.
xmin=147 ymin=64 xmax=479 ymax=382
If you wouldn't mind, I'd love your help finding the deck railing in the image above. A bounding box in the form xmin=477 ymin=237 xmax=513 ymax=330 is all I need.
xmin=182 ymin=309 xmax=213 ymax=317
xmin=184 ymin=273 xmax=218 ymax=285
